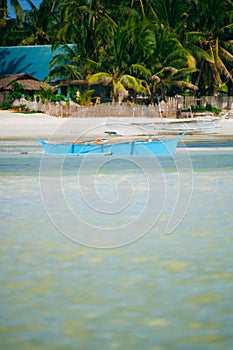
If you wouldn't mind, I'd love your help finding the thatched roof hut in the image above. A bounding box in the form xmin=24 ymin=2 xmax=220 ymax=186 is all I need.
xmin=0 ymin=73 xmax=51 ymax=91
xmin=0 ymin=73 xmax=52 ymax=104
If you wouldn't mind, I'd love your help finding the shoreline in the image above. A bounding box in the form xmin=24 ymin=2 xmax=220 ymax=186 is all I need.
xmin=1 ymin=110 xmax=233 ymax=143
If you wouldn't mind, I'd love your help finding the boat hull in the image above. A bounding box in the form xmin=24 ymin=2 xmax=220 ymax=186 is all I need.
xmin=105 ymin=115 xmax=225 ymax=135
xmin=38 ymin=133 xmax=186 ymax=156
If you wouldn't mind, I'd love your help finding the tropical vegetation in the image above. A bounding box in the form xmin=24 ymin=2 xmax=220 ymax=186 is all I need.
xmin=0 ymin=0 xmax=233 ymax=103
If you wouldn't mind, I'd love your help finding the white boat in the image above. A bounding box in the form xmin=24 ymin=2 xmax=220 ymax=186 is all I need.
xmin=105 ymin=114 xmax=226 ymax=136
xmin=105 ymin=121 xmax=157 ymax=136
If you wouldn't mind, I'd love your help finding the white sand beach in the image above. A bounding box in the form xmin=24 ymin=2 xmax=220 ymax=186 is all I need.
xmin=1 ymin=110 xmax=233 ymax=141
xmin=0 ymin=110 xmax=110 ymax=140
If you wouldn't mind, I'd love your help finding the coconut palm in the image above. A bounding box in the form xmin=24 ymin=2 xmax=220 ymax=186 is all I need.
xmin=185 ymin=0 xmax=233 ymax=95
xmin=55 ymin=0 xmax=116 ymax=60
xmin=0 ymin=0 xmax=32 ymax=26
xmin=47 ymin=44 xmax=84 ymax=82
xmin=151 ymin=0 xmax=190 ymax=32
xmin=0 ymin=1 xmax=35 ymax=45
xmin=0 ymin=0 xmax=7 ymax=26
xmin=87 ymin=15 xmax=154 ymax=102
xmin=0 ymin=0 xmax=56 ymax=45
xmin=147 ymin=24 xmax=197 ymax=101
xmin=47 ymin=1 xmax=118 ymax=85
xmin=19 ymin=0 xmax=58 ymax=45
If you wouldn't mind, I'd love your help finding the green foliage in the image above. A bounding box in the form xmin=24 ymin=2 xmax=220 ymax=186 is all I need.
xmin=18 ymin=104 xmax=28 ymax=111
xmin=184 ymin=0 xmax=233 ymax=96
xmin=24 ymin=94 xmax=34 ymax=102
xmin=7 ymin=81 xmax=24 ymax=101
xmin=87 ymin=14 xmax=153 ymax=102
xmin=36 ymin=87 xmax=59 ymax=102
xmin=8 ymin=90 xmax=22 ymax=100
xmin=1 ymin=102 xmax=12 ymax=110
xmin=68 ymin=87 xmax=79 ymax=101
xmin=190 ymin=104 xmax=222 ymax=115
xmin=20 ymin=110 xmax=44 ymax=114
xmin=72 ymin=89 xmax=95 ymax=106
xmin=1 ymin=0 xmax=233 ymax=99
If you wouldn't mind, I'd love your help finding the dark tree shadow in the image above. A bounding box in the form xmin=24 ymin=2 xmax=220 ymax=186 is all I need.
xmin=0 ymin=48 xmax=35 ymax=76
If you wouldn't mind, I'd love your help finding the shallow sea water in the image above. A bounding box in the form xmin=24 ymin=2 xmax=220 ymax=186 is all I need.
xmin=0 ymin=140 xmax=233 ymax=349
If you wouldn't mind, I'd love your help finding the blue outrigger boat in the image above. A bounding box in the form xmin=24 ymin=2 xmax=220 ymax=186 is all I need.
xmin=38 ymin=132 xmax=186 ymax=156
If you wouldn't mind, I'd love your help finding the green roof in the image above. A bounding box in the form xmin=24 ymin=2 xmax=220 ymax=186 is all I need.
xmin=0 ymin=45 xmax=57 ymax=81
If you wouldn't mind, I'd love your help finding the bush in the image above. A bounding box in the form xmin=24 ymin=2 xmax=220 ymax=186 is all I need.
xmin=188 ymin=104 xmax=221 ymax=115
xmin=70 ymin=88 xmax=95 ymax=106
xmin=8 ymin=81 xmax=24 ymax=101
xmin=18 ymin=104 xmax=29 ymax=111
xmin=36 ymin=87 xmax=59 ymax=102
xmin=8 ymin=90 xmax=22 ymax=100
xmin=1 ymin=102 xmax=12 ymax=110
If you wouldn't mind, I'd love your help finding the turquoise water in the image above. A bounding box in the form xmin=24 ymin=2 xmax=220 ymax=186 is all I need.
xmin=1 ymin=140 xmax=233 ymax=349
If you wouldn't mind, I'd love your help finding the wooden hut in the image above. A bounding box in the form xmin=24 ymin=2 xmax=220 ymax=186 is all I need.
xmin=0 ymin=73 xmax=51 ymax=104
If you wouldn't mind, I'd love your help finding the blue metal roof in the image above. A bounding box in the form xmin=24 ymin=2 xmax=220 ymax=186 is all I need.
xmin=0 ymin=45 xmax=56 ymax=81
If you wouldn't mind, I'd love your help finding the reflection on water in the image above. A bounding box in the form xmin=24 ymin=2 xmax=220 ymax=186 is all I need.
xmin=1 ymin=141 xmax=233 ymax=349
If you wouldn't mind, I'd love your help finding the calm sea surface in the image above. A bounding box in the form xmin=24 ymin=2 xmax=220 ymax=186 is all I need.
xmin=1 ymin=139 xmax=233 ymax=349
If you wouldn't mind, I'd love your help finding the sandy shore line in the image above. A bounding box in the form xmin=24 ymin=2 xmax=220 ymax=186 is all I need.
xmin=1 ymin=110 xmax=233 ymax=142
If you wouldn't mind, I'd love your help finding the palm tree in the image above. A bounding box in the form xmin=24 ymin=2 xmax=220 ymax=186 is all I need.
xmin=185 ymin=0 xmax=233 ymax=95
xmin=55 ymin=0 xmax=116 ymax=59
xmin=87 ymin=15 xmax=154 ymax=102
xmin=150 ymin=0 xmax=190 ymax=33
xmin=19 ymin=0 xmax=58 ymax=45
xmin=0 ymin=0 xmax=29 ymax=26
xmin=47 ymin=44 xmax=84 ymax=82
xmin=0 ymin=0 xmax=7 ymax=26
xmin=147 ymin=24 xmax=197 ymax=101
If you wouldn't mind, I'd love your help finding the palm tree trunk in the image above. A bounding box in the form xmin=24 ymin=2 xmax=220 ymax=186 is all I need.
xmin=0 ymin=0 xmax=7 ymax=27
xmin=194 ymin=59 xmax=205 ymax=96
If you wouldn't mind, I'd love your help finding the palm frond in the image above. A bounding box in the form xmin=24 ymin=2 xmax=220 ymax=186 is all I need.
xmin=120 ymin=75 xmax=147 ymax=93
xmin=130 ymin=64 xmax=151 ymax=77
xmin=217 ymin=58 xmax=233 ymax=82
xmin=172 ymin=81 xmax=198 ymax=90
xmin=87 ymin=72 xmax=112 ymax=85
xmin=220 ymin=47 xmax=233 ymax=61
